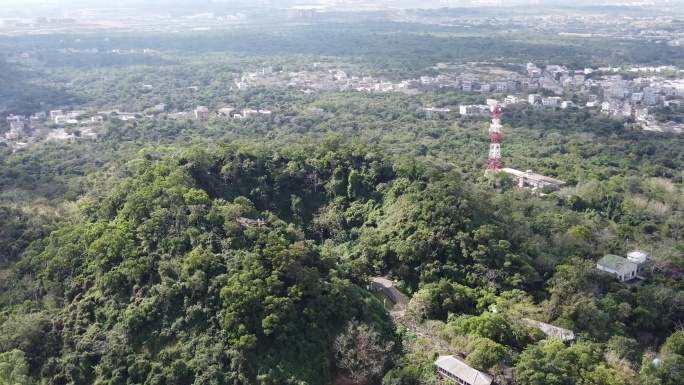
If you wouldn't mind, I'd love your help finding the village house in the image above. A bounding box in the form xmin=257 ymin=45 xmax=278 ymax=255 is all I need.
xmin=596 ymin=254 xmax=639 ymax=282
xmin=459 ymin=105 xmax=488 ymax=116
xmin=542 ymin=97 xmax=562 ymax=107
xmin=528 ymin=94 xmax=541 ymax=104
xmin=218 ymin=107 xmax=235 ymax=117
xmin=5 ymin=126 xmax=22 ymax=141
xmin=47 ymin=129 xmax=76 ymax=143
xmin=242 ymin=109 xmax=259 ymax=118
xmin=195 ymin=106 xmax=209 ymax=119
xmin=435 ymin=356 xmax=493 ymax=385
xmin=6 ymin=114 xmax=26 ymax=123
xmin=424 ymin=107 xmax=451 ymax=118
xmin=54 ymin=115 xmax=68 ymax=125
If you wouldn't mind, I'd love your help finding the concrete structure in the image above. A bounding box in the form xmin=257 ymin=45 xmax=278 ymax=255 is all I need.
xmin=501 ymin=168 xmax=566 ymax=189
xmin=5 ymin=127 xmax=22 ymax=140
xmin=522 ymin=318 xmax=575 ymax=341
xmin=435 ymin=356 xmax=493 ymax=385
xmin=459 ymin=105 xmax=488 ymax=116
xmin=242 ymin=109 xmax=259 ymax=118
xmin=424 ymin=107 xmax=451 ymax=118
xmin=47 ymin=129 xmax=76 ymax=142
xmin=6 ymin=114 xmax=25 ymax=123
xmin=596 ymin=254 xmax=639 ymax=282
xmin=195 ymin=106 xmax=209 ymax=119
xmin=627 ymin=250 xmax=650 ymax=264
xmin=369 ymin=277 xmax=408 ymax=309
xmin=54 ymin=115 xmax=67 ymax=125
xmin=542 ymin=97 xmax=562 ymax=107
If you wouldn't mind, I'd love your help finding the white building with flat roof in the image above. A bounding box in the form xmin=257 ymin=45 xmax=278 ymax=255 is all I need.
xmin=501 ymin=168 xmax=566 ymax=189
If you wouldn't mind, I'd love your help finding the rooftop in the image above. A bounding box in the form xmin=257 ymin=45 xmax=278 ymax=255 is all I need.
xmin=501 ymin=168 xmax=566 ymax=187
xmin=597 ymin=254 xmax=635 ymax=271
xmin=435 ymin=356 xmax=493 ymax=385
xmin=522 ymin=318 xmax=575 ymax=341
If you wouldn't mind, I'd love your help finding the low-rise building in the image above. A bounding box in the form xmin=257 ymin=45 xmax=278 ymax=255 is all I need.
xmin=627 ymin=250 xmax=650 ymax=264
xmin=55 ymin=115 xmax=67 ymax=125
xmin=435 ymin=356 xmax=493 ymax=385
xmin=459 ymin=105 xmax=488 ymax=116
xmin=424 ymin=107 xmax=451 ymax=118
xmin=5 ymin=127 xmax=22 ymax=140
xmin=195 ymin=106 xmax=209 ymax=119
xmin=47 ymin=128 xmax=76 ymax=142
xmin=6 ymin=114 xmax=26 ymax=123
xmin=242 ymin=109 xmax=259 ymax=118
xmin=501 ymin=168 xmax=566 ymax=190
xmin=542 ymin=97 xmax=562 ymax=107
xmin=597 ymin=254 xmax=639 ymax=282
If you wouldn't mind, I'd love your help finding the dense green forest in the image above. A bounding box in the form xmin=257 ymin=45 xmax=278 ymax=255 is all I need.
xmin=1 ymin=17 xmax=684 ymax=385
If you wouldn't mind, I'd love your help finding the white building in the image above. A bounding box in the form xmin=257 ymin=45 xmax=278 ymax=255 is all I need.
xmin=643 ymin=93 xmax=659 ymax=106
xmin=501 ymin=168 xmax=566 ymax=190
xmin=435 ymin=356 xmax=493 ymax=385
xmin=424 ymin=107 xmax=451 ymax=118
xmin=55 ymin=115 xmax=67 ymax=125
xmin=459 ymin=105 xmax=487 ymax=116
xmin=596 ymin=254 xmax=639 ymax=282
xmin=542 ymin=97 xmax=562 ymax=107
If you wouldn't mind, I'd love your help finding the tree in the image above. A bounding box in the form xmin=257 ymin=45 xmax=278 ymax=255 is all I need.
xmin=465 ymin=338 xmax=507 ymax=372
xmin=0 ymin=350 xmax=33 ymax=385
xmin=334 ymin=320 xmax=396 ymax=385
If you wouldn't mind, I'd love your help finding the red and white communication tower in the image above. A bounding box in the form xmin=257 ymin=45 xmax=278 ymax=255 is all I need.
xmin=486 ymin=104 xmax=503 ymax=172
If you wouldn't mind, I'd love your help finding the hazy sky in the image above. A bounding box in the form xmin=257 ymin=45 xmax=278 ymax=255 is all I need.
xmin=3 ymin=0 xmax=684 ymax=8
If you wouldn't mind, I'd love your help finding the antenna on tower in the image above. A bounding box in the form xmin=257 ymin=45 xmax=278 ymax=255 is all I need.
xmin=485 ymin=104 xmax=503 ymax=173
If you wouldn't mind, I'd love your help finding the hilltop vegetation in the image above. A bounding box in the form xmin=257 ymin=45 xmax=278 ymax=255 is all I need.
xmin=0 ymin=19 xmax=684 ymax=385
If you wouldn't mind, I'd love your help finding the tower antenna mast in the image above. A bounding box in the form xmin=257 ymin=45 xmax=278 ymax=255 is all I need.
xmin=486 ymin=104 xmax=503 ymax=172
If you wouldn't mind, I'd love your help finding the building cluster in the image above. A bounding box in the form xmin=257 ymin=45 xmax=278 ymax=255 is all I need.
xmin=0 ymin=17 xmax=76 ymax=26
xmin=3 ymin=109 xmax=102 ymax=151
